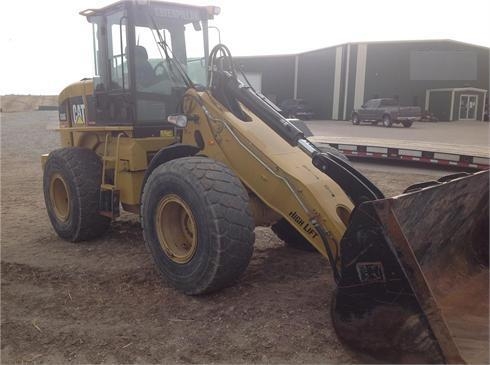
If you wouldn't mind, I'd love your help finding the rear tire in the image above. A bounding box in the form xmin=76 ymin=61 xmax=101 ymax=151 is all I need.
xmin=402 ymin=121 xmax=413 ymax=128
xmin=43 ymin=147 xmax=110 ymax=242
xmin=382 ymin=115 xmax=392 ymax=128
xmin=272 ymin=219 xmax=316 ymax=252
xmin=141 ymin=157 xmax=255 ymax=295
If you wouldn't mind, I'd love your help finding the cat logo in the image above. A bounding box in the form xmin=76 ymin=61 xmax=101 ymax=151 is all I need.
xmin=72 ymin=104 xmax=86 ymax=125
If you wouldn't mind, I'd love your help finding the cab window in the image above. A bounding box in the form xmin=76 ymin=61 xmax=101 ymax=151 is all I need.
xmin=107 ymin=11 xmax=128 ymax=90
xmin=134 ymin=25 xmax=174 ymax=95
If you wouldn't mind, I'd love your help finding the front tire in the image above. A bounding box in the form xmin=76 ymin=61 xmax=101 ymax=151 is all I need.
xmin=382 ymin=115 xmax=393 ymax=128
xmin=141 ymin=157 xmax=255 ymax=295
xmin=351 ymin=113 xmax=360 ymax=125
xmin=43 ymin=147 xmax=110 ymax=242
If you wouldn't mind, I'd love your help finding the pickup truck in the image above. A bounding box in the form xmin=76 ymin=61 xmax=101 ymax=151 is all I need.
xmin=351 ymin=98 xmax=421 ymax=128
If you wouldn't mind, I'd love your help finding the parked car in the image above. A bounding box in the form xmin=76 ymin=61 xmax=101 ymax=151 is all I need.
xmin=279 ymin=99 xmax=314 ymax=120
xmin=351 ymin=98 xmax=421 ymax=127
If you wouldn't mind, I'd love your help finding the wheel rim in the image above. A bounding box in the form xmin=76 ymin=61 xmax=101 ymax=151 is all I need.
xmin=383 ymin=117 xmax=390 ymax=126
xmin=352 ymin=115 xmax=358 ymax=124
xmin=155 ymin=194 xmax=198 ymax=264
xmin=49 ymin=173 xmax=70 ymax=221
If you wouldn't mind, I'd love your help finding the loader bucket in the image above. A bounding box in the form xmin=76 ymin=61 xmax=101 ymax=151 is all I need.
xmin=332 ymin=171 xmax=489 ymax=364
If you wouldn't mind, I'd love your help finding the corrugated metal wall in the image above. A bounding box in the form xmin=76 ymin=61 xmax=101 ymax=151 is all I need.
xmin=296 ymin=48 xmax=336 ymax=119
xmin=364 ymin=42 xmax=489 ymax=113
xmin=233 ymin=55 xmax=295 ymax=105
xmin=235 ymin=41 xmax=489 ymax=121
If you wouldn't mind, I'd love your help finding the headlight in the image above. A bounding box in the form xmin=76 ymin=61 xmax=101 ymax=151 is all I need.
xmin=167 ymin=114 xmax=188 ymax=128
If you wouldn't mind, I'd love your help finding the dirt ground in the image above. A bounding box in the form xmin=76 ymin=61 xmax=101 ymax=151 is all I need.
xmin=1 ymin=111 xmax=447 ymax=364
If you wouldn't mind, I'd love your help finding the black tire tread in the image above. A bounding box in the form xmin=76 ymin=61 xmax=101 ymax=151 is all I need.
xmin=43 ymin=147 xmax=110 ymax=242
xmin=141 ymin=157 xmax=255 ymax=295
xmin=351 ymin=113 xmax=360 ymax=125
xmin=383 ymin=114 xmax=392 ymax=128
xmin=271 ymin=219 xmax=316 ymax=252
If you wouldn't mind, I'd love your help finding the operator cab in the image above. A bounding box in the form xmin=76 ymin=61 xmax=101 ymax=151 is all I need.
xmin=81 ymin=0 xmax=219 ymax=136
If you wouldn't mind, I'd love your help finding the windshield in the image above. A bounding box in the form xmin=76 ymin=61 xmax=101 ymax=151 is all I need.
xmin=132 ymin=5 xmax=208 ymax=95
xmin=135 ymin=24 xmax=207 ymax=90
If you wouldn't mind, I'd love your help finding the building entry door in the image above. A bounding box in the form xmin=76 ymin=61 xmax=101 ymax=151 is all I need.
xmin=459 ymin=95 xmax=478 ymax=120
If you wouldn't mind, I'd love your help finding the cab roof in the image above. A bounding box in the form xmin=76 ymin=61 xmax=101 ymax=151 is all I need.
xmin=80 ymin=0 xmax=218 ymax=22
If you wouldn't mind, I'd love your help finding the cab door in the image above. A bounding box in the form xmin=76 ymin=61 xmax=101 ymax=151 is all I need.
xmin=131 ymin=25 xmax=184 ymax=137
xmin=92 ymin=9 xmax=134 ymax=125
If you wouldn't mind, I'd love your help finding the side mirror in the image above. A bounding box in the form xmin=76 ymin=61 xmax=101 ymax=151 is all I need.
xmin=167 ymin=114 xmax=187 ymax=128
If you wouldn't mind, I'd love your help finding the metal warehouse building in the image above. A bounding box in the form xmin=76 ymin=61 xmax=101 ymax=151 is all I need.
xmin=235 ymin=40 xmax=489 ymax=121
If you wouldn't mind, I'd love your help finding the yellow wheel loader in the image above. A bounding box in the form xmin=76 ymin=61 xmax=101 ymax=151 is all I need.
xmin=41 ymin=1 xmax=489 ymax=362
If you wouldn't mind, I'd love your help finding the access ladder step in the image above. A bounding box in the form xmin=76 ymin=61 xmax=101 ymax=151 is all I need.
xmin=99 ymin=188 xmax=120 ymax=219
xmin=101 ymin=183 xmax=116 ymax=191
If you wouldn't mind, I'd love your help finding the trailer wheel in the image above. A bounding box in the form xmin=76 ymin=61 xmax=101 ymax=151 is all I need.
xmin=272 ymin=219 xmax=316 ymax=252
xmin=382 ymin=115 xmax=393 ymax=128
xmin=141 ymin=157 xmax=255 ymax=295
xmin=43 ymin=147 xmax=110 ymax=242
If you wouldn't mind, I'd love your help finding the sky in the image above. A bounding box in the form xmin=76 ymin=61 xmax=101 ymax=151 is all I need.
xmin=1 ymin=0 xmax=489 ymax=95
